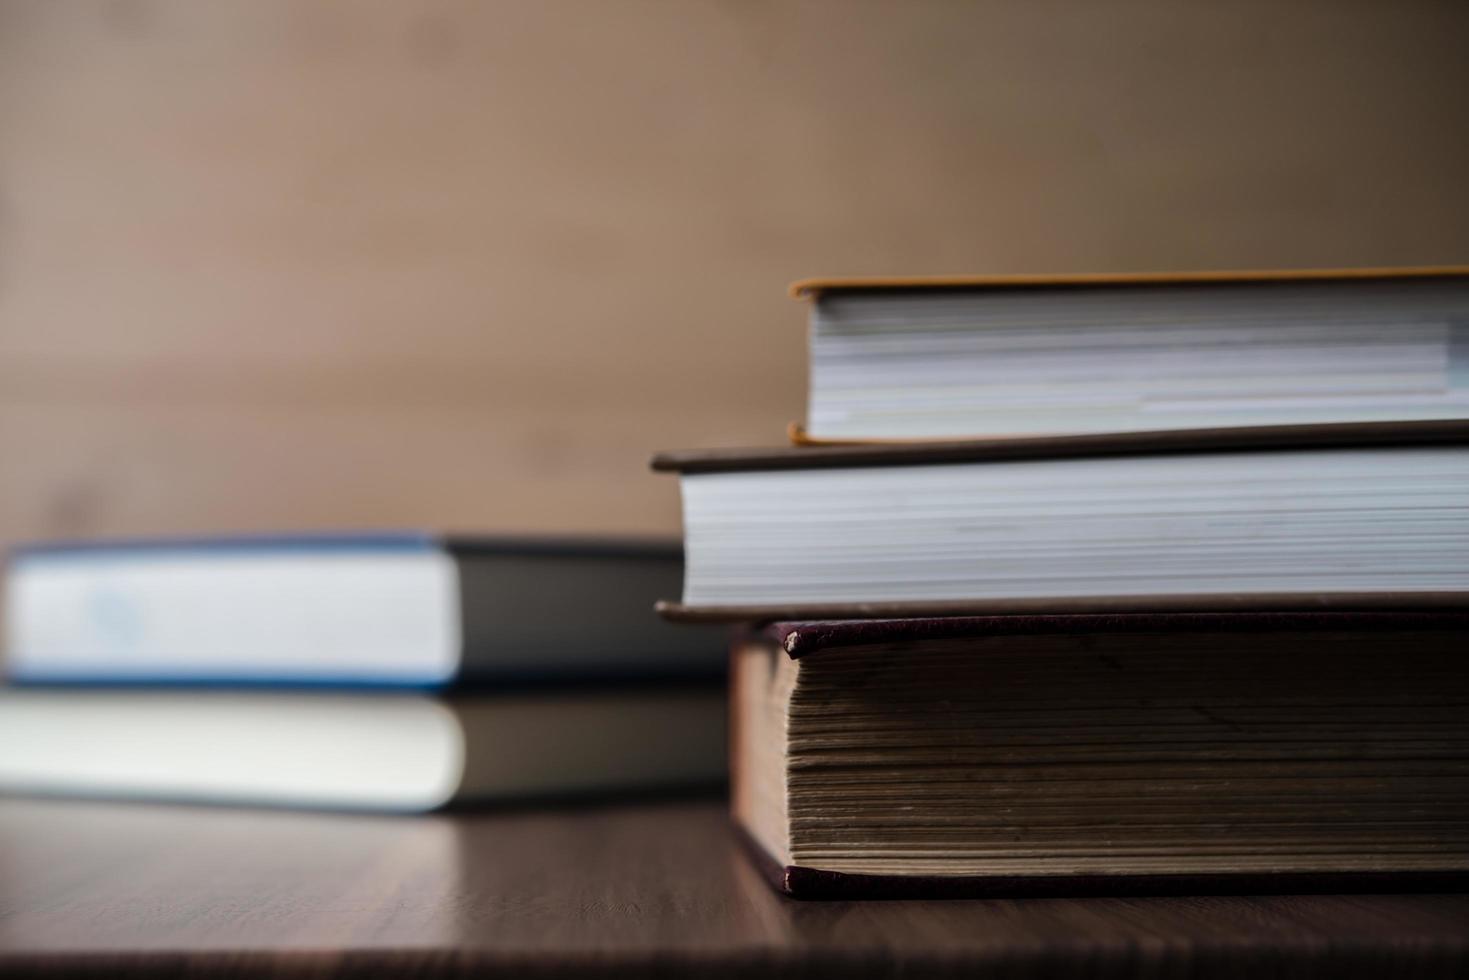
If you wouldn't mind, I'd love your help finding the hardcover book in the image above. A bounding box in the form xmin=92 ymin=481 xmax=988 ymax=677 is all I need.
xmin=0 ymin=686 xmax=725 ymax=811
xmin=5 ymin=533 xmax=724 ymax=687
xmin=653 ymin=421 xmax=1469 ymax=621
xmin=732 ymin=613 xmax=1469 ymax=898
xmin=790 ymin=266 xmax=1469 ymax=443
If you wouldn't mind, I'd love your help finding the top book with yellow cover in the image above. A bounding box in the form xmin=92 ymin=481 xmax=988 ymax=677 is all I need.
xmin=789 ymin=266 xmax=1469 ymax=444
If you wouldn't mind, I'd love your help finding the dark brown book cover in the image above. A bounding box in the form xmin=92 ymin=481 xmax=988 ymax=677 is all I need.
xmin=736 ymin=611 xmax=1469 ymax=900
xmin=663 ymin=592 xmax=1469 ymax=623
xmin=652 ymin=418 xmax=1469 ymax=474
xmin=740 ymin=826 xmax=1469 ymax=901
xmin=767 ymin=610 xmax=1469 ymax=656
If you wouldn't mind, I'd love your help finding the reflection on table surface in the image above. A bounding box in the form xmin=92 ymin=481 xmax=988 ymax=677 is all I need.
xmin=2 ymin=794 xmax=1467 ymax=972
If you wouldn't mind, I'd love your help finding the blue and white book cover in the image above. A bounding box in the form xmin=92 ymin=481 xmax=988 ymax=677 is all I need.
xmin=4 ymin=532 xmax=717 ymax=690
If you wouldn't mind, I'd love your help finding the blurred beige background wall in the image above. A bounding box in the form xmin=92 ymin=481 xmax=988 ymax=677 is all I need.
xmin=1 ymin=0 xmax=1467 ymax=543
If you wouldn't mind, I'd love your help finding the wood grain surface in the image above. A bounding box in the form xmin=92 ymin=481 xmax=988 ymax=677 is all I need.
xmin=2 ymin=1 xmax=1469 ymax=549
xmin=0 ymin=797 xmax=1466 ymax=978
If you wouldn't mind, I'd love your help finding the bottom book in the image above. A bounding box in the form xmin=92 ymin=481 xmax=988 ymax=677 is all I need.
xmin=0 ymin=687 xmax=725 ymax=811
xmin=732 ymin=611 xmax=1469 ymax=899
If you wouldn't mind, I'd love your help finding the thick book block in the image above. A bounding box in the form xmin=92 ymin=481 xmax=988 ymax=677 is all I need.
xmin=731 ymin=612 xmax=1469 ymax=899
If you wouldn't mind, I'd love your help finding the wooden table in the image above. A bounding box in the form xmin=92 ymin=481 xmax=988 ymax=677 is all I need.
xmin=1 ymin=796 xmax=1466 ymax=978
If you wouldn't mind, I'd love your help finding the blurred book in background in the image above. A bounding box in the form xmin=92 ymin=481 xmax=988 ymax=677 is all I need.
xmin=0 ymin=534 xmax=727 ymax=811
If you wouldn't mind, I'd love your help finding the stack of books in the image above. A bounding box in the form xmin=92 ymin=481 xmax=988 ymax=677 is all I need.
xmin=0 ymin=534 xmax=726 ymax=810
xmin=655 ymin=268 xmax=1469 ymax=898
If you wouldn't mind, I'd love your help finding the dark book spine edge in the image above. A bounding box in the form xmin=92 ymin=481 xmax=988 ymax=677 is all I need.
xmin=651 ymin=419 xmax=1469 ymax=474
xmin=775 ymin=865 xmax=1469 ymax=901
xmin=733 ymin=811 xmax=1469 ymax=900
xmin=770 ymin=610 xmax=1469 ymax=659
xmin=659 ymin=593 xmax=1469 ymax=626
